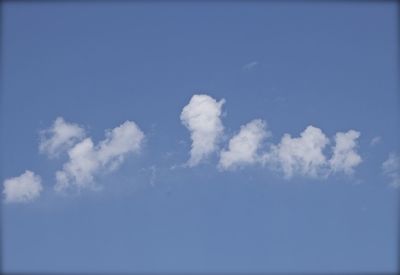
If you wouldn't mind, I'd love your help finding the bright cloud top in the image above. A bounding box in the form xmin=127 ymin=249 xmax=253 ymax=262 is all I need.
xmin=180 ymin=94 xmax=225 ymax=167
xmin=266 ymin=126 xmax=330 ymax=179
xmin=264 ymin=127 xmax=362 ymax=179
xmin=329 ymin=130 xmax=362 ymax=175
xmin=179 ymin=94 xmax=363 ymax=179
xmin=219 ymin=119 xmax=269 ymax=170
xmin=39 ymin=117 xmax=86 ymax=158
xmin=2 ymin=95 xmax=369 ymax=203
xmin=382 ymin=153 xmax=400 ymax=188
xmin=3 ymin=170 xmax=43 ymax=203
xmin=55 ymin=121 xmax=145 ymax=192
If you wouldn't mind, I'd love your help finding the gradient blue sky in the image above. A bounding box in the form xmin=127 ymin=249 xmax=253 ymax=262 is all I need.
xmin=1 ymin=1 xmax=399 ymax=274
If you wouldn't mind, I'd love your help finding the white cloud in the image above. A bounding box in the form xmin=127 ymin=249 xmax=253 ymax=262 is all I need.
xmin=382 ymin=153 xmax=400 ymax=188
xmin=97 ymin=121 xmax=144 ymax=167
xmin=55 ymin=121 xmax=145 ymax=192
xmin=39 ymin=117 xmax=86 ymax=158
xmin=219 ymin=119 xmax=269 ymax=170
xmin=55 ymin=138 xmax=98 ymax=191
xmin=266 ymin=126 xmax=330 ymax=178
xmin=180 ymin=94 xmax=225 ymax=167
xmin=329 ymin=130 xmax=362 ymax=175
xmin=3 ymin=170 xmax=43 ymax=203
xmin=243 ymin=61 xmax=259 ymax=70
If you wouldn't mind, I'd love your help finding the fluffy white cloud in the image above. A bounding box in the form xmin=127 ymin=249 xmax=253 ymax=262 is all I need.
xmin=382 ymin=153 xmax=400 ymax=188
xmin=219 ymin=119 xmax=269 ymax=170
xmin=55 ymin=121 xmax=145 ymax=192
xmin=3 ymin=170 xmax=43 ymax=203
xmin=178 ymin=95 xmax=363 ymax=178
xmin=266 ymin=126 xmax=330 ymax=178
xmin=39 ymin=117 xmax=85 ymax=157
xmin=97 ymin=121 xmax=144 ymax=167
xmin=329 ymin=130 xmax=362 ymax=174
xmin=180 ymin=94 xmax=225 ymax=167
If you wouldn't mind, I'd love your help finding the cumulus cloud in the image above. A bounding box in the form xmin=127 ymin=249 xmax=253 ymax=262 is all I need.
xmin=55 ymin=121 xmax=145 ymax=192
xmin=329 ymin=130 xmax=362 ymax=175
xmin=382 ymin=153 xmax=400 ymax=188
xmin=39 ymin=117 xmax=85 ymax=157
xmin=178 ymin=96 xmax=363 ymax=178
xmin=3 ymin=170 xmax=43 ymax=203
xmin=180 ymin=94 xmax=225 ymax=167
xmin=266 ymin=126 xmax=330 ymax=178
xmin=219 ymin=119 xmax=269 ymax=170
xmin=261 ymin=126 xmax=363 ymax=179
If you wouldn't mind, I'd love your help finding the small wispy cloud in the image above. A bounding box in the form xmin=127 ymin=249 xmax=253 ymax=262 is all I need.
xmin=273 ymin=96 xmax=287 ymax=103
xmin=149 ymin=165 xmax=156 ymax=186
xmin=242 ymin=61 xmax=259 ymax=71
xmin=370 ymin=136 xmax=381 ymax=146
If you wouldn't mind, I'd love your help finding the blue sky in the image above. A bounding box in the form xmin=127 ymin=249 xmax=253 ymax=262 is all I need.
xmin=1 ymin=1 xmax=399 ymax=274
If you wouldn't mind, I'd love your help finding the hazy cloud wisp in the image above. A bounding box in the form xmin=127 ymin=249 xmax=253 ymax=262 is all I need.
xmin=242 ymin=61 xmax=259 ymax=71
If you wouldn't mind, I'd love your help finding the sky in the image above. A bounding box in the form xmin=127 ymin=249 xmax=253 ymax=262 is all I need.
xmin=1 ymin=1 xmax=399 ymax=274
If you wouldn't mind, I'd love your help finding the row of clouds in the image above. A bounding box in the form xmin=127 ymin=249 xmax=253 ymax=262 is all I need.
xmin=181 ymin=95 xmax=363 ymax=177
xmin=4 ymin=118 xmax=145 ymax=203
xmin=3 ymin=94 xmax=399 ymax=203
xmin=180 ymin=95 xmax=398 ymax=186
